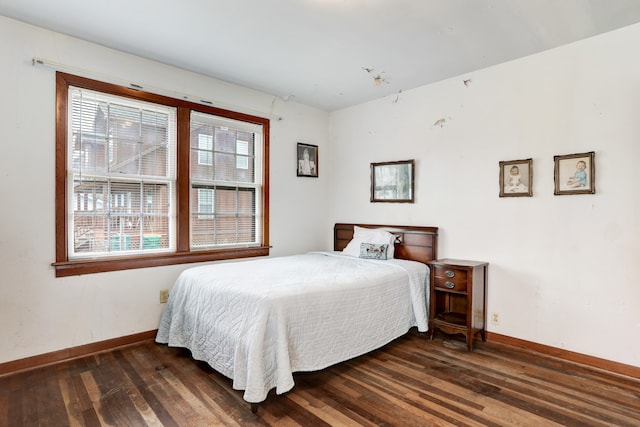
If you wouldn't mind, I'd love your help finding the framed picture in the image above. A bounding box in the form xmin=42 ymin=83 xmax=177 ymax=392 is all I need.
xmin=499 ymin=158 xmax=532 ymax=197
xmin=554 ymin=151 xmax=595 ymax=195
xmin=297 ymin=143 xmax=318 ymax=177
xmin=370 ymin=159 xmax=415 ymax=203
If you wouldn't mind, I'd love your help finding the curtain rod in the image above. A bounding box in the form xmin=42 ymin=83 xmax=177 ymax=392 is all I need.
xmin=32 ymin=57 xmax=284 ymax=121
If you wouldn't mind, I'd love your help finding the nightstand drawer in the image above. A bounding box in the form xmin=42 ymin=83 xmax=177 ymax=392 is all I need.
xmin=433 ymin=276 xmax=467 ymax=292
xmin=433 ymin=266 xmax=468 ymax=281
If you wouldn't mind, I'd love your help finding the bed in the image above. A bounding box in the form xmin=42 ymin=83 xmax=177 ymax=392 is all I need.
xmin=155 ymin=223 xmax=438 ymax=407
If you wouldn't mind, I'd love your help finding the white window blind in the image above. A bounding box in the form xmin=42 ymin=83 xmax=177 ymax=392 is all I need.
xmin=190 ymin=111 xmax=262 ymax=249
xmin=68 ymin=87 xmax=177 ymax=258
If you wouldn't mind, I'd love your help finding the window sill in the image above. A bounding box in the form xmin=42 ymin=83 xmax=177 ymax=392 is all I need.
xmin=52 ymin=246 xmax=270 ymax=277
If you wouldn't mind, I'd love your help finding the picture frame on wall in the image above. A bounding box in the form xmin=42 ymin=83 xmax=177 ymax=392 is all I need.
xmin=499 ymin=158 xmax=532 ymax=197
xmin=370 ymin=159 xmax=415 ymax=203
xmin=554 ymin=151 xmax=595 ymax=195
xmin=297 ymin=143 xmax=318 ymax=177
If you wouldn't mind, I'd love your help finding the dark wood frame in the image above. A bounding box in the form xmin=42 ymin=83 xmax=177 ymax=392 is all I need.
xmin=53 ymin=72 xmax=271 ymax=277
xmin=499 ymin=158 xmax=533 ymax=197
xmin=554 ymin=151 xmax=595 ymax=195
xmin=296 ymin=142 xmax=318 ymax=177
xmin=370 ymin=159 xmax=415 ymax=203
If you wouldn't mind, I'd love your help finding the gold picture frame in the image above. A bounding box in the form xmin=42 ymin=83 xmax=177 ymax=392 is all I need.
xmin=554 ymin=151 xmax=595 ymax=195
xmin=499 ymin=158 xmax=532 ymax=197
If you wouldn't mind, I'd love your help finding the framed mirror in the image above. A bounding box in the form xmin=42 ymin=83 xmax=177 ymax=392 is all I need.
xmin=370 ymin=159 xmax=415 ymax=203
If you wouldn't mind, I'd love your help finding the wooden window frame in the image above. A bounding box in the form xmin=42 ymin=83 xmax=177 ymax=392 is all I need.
xmin=53 ymin=72 xmax=270 ymax=277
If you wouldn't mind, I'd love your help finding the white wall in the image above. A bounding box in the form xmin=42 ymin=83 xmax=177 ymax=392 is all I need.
xmin=0 ymin=16 xmax=331 ymax=363
xmin=328 ymin=24 xmax=640 ymax=368
xmin=2 ymin=14 xmax=639 ymax=371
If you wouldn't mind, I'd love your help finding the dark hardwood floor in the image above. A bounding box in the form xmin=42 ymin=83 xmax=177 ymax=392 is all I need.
xmin=1 ymin=330 xmax=638 ymax=426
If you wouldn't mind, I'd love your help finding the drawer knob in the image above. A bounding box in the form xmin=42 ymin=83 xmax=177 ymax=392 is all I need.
xmin=444 ymin=281 xmax=455 ymax=289
xmin=445 ymin=270 xmax=455 ymax=278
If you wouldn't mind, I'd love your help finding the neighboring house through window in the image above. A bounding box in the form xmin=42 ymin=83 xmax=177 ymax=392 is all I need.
xmin=54 ymin=72 xmax=270 ymax=277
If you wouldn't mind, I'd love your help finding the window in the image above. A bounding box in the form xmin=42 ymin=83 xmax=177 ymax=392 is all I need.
xmin=67 ymin=87 xmax=176 ymax=258
xmin=54 ymin=73 xmax=270 ymax=277
xmin=197 ymin=188 xmax=214 ymax=217
xmin=197 ymin=134 xmax=213 ymax=165
xmin=189 ymin=112 xmax=261 ymax=249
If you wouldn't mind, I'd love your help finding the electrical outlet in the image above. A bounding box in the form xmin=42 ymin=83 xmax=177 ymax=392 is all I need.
xmin=491 ymin=312 xmax=500 ymax=325
xmin=159 ymin=289 xmax=169 ymax=303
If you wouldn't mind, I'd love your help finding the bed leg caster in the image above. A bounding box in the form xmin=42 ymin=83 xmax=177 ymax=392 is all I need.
xmin=250 ymin=403 xmax=258 ymax=414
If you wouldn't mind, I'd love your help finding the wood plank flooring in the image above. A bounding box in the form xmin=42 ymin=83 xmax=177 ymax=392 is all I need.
xmin=1 ymin=330 xmax=638 ymax=426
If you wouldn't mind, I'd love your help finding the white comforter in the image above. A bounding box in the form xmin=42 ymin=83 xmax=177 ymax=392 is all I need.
xmin=155 ymin=251 xmax=429 ymax=403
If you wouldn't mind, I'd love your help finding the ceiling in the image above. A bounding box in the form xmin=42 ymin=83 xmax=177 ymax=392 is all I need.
xmin=2 ymin=0 xmax=640 ymax=111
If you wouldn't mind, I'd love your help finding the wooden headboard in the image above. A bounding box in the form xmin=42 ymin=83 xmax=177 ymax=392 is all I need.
xmin=334 ymin=223 xmax=438 ymax=264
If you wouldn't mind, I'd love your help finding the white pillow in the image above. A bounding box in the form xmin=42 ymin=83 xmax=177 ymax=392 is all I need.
xmin=342 ymin=226 xmax=396 ymax=258
xmin=354 ymin=226 xmax=396 ymax=258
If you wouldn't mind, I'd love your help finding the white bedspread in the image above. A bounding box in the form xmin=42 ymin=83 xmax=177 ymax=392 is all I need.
xmin=155 ymin=251 xmax=429 ymax=403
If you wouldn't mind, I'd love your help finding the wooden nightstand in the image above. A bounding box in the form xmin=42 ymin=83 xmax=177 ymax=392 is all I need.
xmin=428 ymin=259 xmax=488 ymax=351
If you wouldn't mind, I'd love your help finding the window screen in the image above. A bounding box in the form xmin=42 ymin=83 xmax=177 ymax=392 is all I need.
xmin=190 ymin=112 xmax=262 ymax=249
xmin=68 ymin=87 xmax=176 ymax=258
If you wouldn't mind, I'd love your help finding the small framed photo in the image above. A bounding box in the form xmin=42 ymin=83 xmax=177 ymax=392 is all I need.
xmin=370 ymin=159 xmax=415 ymax=203
xmin=499 ymin=158 xmax=532 ymax=197
xmin=554 ymin=151 xmax=595 ymax=195
xmin=297 ymin=143 xmax=318 ymax=177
